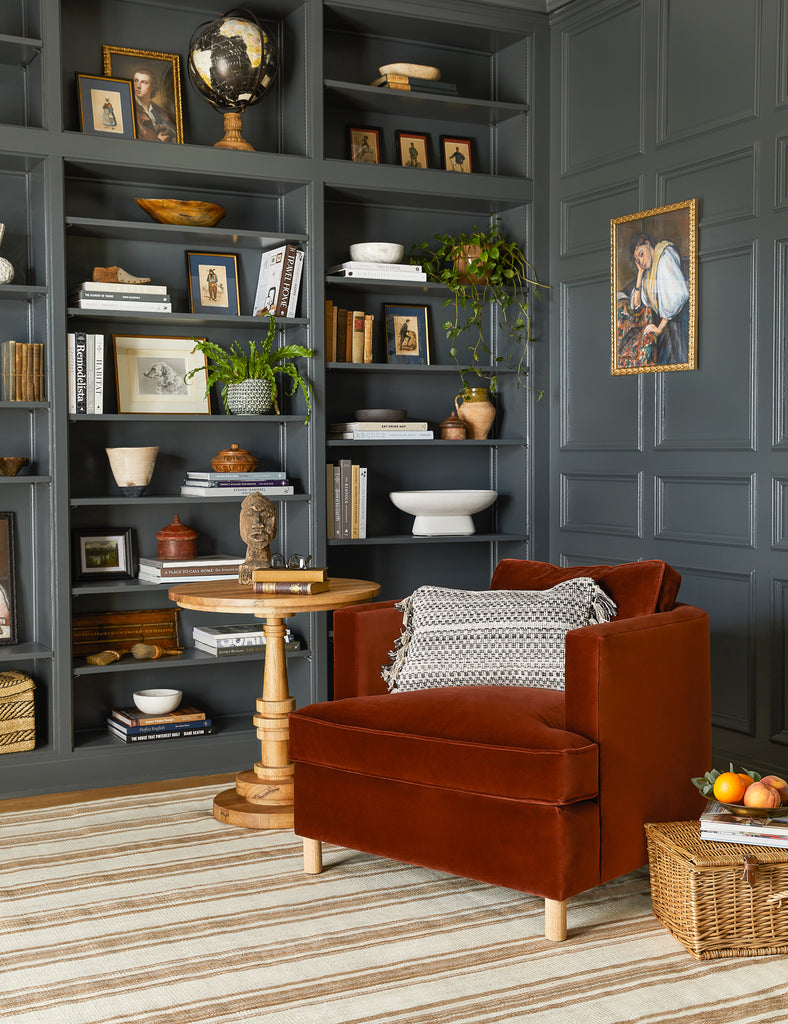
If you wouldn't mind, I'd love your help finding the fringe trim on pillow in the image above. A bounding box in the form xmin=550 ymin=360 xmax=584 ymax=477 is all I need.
xmin=381 ymin=594 xmax=414 ymax=691
xmin=588 ymin=583 xmax=617 ymax=624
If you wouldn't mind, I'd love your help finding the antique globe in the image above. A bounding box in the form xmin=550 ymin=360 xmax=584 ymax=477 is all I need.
xmin=188 ymin=11 xmax=279 ymax=151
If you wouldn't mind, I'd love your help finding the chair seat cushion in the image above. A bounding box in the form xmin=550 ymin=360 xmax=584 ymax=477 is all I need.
xmin=289 ymin=686 xmax=598 ymax=805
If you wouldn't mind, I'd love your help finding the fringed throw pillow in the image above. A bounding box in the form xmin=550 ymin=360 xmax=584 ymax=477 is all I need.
xmin=382 ymin=578 xmax=617 ymax=693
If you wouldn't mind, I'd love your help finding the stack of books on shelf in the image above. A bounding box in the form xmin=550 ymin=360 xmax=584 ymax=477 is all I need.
xmin=180 ymin=470 xmax=294 ymax=497
xmin=67 ymin=331 xmax=104 ymax=413
xmin=137 ymin=554 xmax=244 ymax=584
xmin=369 ymin=73 xmax=458 ymax=95
xmin=252 ymin=242 xmax=305 ymax=318
xmin=326 ymin=459 xmax=367 ymax=539
xmin=106 ymin=704 xmax=215 ymax=743
xmin=252 ymin=565 xmax=329 ymax=595
xmin=1 ymin=340 xmax=45 ymax=401
xmin=324 ymin=302 xmax=375 ymax=363
xmin=327 ymin=261 xmax=426 ymax=283
xmin=69 ymin=280 xmax=172 ymax=313
xmin=328 ymin=418 xmax=433 ymax=440
xmin=193 ymin=622 xmax=301 ymax=656
xmin=700 ymin=799 xmax=788 ymax=850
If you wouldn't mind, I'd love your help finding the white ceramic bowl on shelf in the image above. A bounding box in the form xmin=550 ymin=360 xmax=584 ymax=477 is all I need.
xmin=133 ymin=688 xmax=182 ymax=715
xmin=389 ymin=489 xmax=497 ymax=536
xmin=349 ymin=242 xmax=404 ymax=264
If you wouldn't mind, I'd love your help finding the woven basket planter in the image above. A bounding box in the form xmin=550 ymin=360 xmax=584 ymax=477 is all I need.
xmin=0 ymin=670 xmax=35 ymax=754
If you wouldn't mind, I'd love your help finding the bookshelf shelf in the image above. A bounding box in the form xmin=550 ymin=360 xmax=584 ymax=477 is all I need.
xmin=324 ymin=79 xmax=529 ymax=126
xmin=73 ymin=647 xmax=310 ymax=676
xmin=328 ymin=533 xmax=527 ymax=546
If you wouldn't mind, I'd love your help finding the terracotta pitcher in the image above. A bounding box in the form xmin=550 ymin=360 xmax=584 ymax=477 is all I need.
xmin=455 ymin=387 xmax=495 ymax=439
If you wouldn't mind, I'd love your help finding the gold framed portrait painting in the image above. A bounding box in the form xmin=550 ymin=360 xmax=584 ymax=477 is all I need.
xmin=103 ymin=45 xmax=183 ymax=143
xmin=610 ymin=198 xmax=698 ymax=375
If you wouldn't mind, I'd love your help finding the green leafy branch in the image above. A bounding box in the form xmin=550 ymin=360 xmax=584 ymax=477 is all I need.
xmin=690 ymin=763 xmax=763 ymax=798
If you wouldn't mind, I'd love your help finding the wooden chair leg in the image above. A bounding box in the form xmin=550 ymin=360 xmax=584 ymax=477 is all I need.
xmin=303 ymin=837 xmax=323 ymax=874
xmin=544 ymin=898 xmax=567 ymax=941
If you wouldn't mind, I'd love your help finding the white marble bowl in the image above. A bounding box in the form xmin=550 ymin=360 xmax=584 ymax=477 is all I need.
xmin=390 ymin=489 xmax=497 ymax=536
xmin=349 ymin=242 xmax=404 ymax=264
xmin=133 ymin=688 xmax=182 ymax=715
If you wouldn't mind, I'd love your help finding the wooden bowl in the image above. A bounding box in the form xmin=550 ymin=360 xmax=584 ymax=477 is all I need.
xmin=0 ymin=457 xmax=29 ymax=476
xmin=134 ymin=198 xmax=227 ymax=228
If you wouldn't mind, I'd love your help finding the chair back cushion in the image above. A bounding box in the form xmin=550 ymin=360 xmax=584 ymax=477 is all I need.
xmin=490 ymin=559 xmax=680 ymax=620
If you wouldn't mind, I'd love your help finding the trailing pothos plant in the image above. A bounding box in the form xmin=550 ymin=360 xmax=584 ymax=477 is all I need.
xmin=185 ymin=311 xmax=315 ymax=422
xmin=410 ymin=219 xmax=546 ymax=396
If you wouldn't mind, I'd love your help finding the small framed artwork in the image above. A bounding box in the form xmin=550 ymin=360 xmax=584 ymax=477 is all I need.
xmin=76 ymin=74 xmax=137 ymax=139
xmin=113 ymin=334 xmax=211 ymax=415
xmin=72 ymin=527 xmax=138 ymax=582
xmin=102 ymin=45 xmax=183 ymax=143
xmin=0 ymin=512 xmax=17 ymax=646
xmin=440 ymin=135 xmax=473 ymax=173
xmin=610 ymin=198 xmax=698 ymax=375
xmin=186 ymin=252 xmax=240 ymax=315
xmin=384 ymin=304 xmax=430 ymax=365
xmin=348 ymin=125 xmax=382 ymax=163
xmin=395 ymin=130 xmax=430 ymax=169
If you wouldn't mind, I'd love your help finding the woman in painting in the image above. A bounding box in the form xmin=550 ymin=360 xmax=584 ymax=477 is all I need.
xmin=627 ymin=232 xmax=689 ymax=365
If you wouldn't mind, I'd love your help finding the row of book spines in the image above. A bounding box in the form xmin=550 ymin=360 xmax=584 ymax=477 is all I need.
xmin=1 ymin=341 xmax=45 ymax=401
xmin=326 ymin=460 xmax=367 ymax=540
xmin=193 ymin=638 xmax=302 ymax=656
xmin=324 ymin=301 xmax=374 ymax=363
xmin=107 ymin=716 xmax=213 ymax=735
xmin=107 ymin=724 xmax=216 ymax=742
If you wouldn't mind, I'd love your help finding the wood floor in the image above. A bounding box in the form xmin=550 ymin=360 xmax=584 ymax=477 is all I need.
xmin=0 ymin=773 xmax=237 ymax=813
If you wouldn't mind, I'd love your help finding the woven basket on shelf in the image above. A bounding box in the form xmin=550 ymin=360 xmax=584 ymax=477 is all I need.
xmin=0 ymin=670 xmax=35 ymax=754
xmin=645 ymin=820 xmax=788 ymax=959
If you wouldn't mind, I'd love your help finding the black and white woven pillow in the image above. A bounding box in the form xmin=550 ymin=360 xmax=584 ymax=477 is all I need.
xmin=382 ymin=578 xmax=617 ymax=693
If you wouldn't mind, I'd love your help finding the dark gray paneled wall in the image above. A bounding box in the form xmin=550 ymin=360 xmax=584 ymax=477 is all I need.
xmin=548 ymin=0 xmax=788 ymax=773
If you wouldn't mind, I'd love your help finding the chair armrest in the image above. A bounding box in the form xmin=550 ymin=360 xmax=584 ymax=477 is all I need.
xmin=333 ymin=599 xmax=404 ymax=698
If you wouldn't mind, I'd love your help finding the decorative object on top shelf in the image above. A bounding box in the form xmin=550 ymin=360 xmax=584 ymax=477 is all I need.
xmin=113 ymin=334 xmax=211 ymax=415
xmin=134 ymin=198 xmax=226 ymax=227
xmin=0 ymin=457 xmax=29 ymax=477
xmin=411 ymin=218 xmax=546 ymax=396
xmin=0 ymin=512 xmax=17 ymax=646
xmin=76 ymin=74 xmax=137 ymax=139
xmin=238 ymin=492 xmax=277 ymax=584
xmin=71 ymin=526 xmax=138 ymax=582
xmin=93 ymin=266 xmax=150 ymax=284
xmin=353 ymin=408 xmax=406 ymax=421
xmin=348 ymin=126 xmax=381 ymax=164
xmin=378 ymin=63 xmax=441 ymax=80
xmin=389 ymin=489 xmax=497 ymax=536
xmin=349 ymin=242 xmax=404 ymax=264
xmin=455 ymin=386 xmax=495 ymax=440
xmin=440 ymin=136 xmax=472 ymax=173
xmin=395 ymin=130 xmax=430 ymax=169
xmin=185 ymin=311 xmax=315 ymax=421
xmin=105 ymin=446 xmax=159 ymax=496
xmin=186 ymin=251 xmax=240 ymax=315
xmin=156 ymin=514 xmax=198 ymax=561
xmin=133 ymin=688 xmax=182 ymax=714
xmin=0 ymin=224 xmax=14 ymax=285
xmin=0 ymin=670 xmax=34 ymax=754
xmin=102 ymin=46 xmax=183 ymax=144
xmin=384 ymin=304 xmax=430 ymax=365
xmin=438 ymin=412 xmax=467 ymax=440
xmin=188 ymin=10 xmax=279 ymax=152
xmin=210 ymin=443 xmax=258 ymax=474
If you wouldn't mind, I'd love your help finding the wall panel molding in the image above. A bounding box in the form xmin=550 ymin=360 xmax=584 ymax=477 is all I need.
xmin=771 ymin=577 xmax=788 ymax=745
xmin=560 ymin=178 xmax=642 ymax=258
xmin=655 ymin=473 xmax=756 ymax=547
xmin=659 ymin=146 xmax=759 ymax=227
xmin=559 ymin=471 xmax=642 ymax=536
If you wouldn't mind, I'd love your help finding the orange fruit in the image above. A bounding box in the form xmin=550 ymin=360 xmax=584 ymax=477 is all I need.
xmin=737 ymin=773 xmax=756 ymax=789
xmin=712 ymin=771 xmax=748 ymax=804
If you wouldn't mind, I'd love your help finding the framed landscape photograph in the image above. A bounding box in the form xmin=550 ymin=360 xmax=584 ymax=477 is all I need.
xmin=0 ymin=512 xmax=17 ymax=646
xmin=113 ymin=334 xmax=211 ymax=414
xmin=440 ymin=135 xmax=472 ymax=173
xmin=348 ymin=125 xmax=382 ymax=163
xmin=610 ymin=198 xmax=698 ymax=375
xmin=384 ymin=304 xmax=430 ymax=365
xmin=186 ymin=252 xmax=240 ymax=315
xmin=102 ymin=45 xmax=183 ymax=143
xmin=76 ymin=73 xmax=137 ymax=138
xmin=72 ymin=527 xmax=138 ymax=582
xmin=395 ymin=130 xmax=430 ymax=169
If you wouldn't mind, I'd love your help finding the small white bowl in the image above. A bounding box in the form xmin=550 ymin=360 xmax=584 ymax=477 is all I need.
xmin=390 ymin=489 xmax=497 ymax=536
xmin=349 ymin=242 xmax=404 ymax=264
xmin=133 ymin=688 xmax=182 ymax=715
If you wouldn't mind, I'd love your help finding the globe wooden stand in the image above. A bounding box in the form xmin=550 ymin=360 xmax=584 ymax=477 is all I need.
xmin=215 ymin=110 xmax=254 ymax=152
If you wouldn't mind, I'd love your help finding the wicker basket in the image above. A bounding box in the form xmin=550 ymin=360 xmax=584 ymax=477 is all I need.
xmin=0 ymin=670 xmax=35 ymax=754
xmin=645 ymin=820 xmax=788 ymax=959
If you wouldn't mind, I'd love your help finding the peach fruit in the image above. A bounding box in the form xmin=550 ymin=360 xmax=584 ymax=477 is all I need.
xmin=758 ymin=775 xmax=788 ymax=804
xmin=743 ymin=781 xmax=782 ymax=809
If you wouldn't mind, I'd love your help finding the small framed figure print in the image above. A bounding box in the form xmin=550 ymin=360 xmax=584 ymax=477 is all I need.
xmin=0 ymin=512 xmax=17 ymax=646
xmin=76 ymin=74 xmax=137 ymax=138
xmin=395 ymin=130 xmax=430 ymax=169
xmin=348 ymin=125 xmax=382 ymax=163
xmin=440 ymin=135 xmax=472 ymax=173
xmin=72 ymin=527 xmax=138 ymax=582
xmin=102 ymin=45 xmax=183 ymax=143
xmin=113 ymin=334 xmax=211 ymax=415
xmin=186 ymin=252 xmax=240 ymax=315
xmin=384 ymin=304 xmax=430 ymax=365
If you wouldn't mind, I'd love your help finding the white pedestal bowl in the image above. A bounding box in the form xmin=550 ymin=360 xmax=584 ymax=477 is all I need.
xmin=389 ymin=489 xmax=497 ymax=536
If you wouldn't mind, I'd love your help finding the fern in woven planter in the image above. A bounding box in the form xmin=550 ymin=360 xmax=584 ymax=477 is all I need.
xmin=185 ymin=312 xmax=315 ymax=421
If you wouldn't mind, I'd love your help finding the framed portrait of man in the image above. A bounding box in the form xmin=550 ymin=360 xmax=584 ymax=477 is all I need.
xmin=384 ymin=304 xmax=430 ymax=365
xmin=103 ymin=45 xmax=184 ymax=144
xmin=610 ymin=198 xmax=698 ymax=375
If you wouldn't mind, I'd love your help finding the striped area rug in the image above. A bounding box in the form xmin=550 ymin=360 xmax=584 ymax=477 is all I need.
xmin=1 ymin=785 xmax=786 ymax=1024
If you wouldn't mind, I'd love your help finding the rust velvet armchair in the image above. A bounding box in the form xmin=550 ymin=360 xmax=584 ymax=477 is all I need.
xmin=289 ymin=559 xmax=711 ymax=940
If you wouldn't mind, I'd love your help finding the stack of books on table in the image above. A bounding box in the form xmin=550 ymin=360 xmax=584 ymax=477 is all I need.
xmin=107 ymin=704 xmax=215 ymax=743
xmin=699 ymin=799 xmax=788 ymax=850
xmin=324 ymin=301 xmax=375 ymax=363
xmin=328 ymin=419 xmax=433 ymax=440
xmin=180 ymin=471 xmax=294 ymax=497
xmin=369 ymin=74 xmax=458 ymax=95
xmin=69 ymin=281 xmax=172 ymax=313
xmin=252 ymin=565 xmax=329 ymax=595
xmin=326 ymin=261 xmax=426 ymax=283
xmin=326 ymin=459 xmax=367 ymax=539
xmin=1 ymin=340 xmax=45 ymax=401
xmin=67 ymin=332 xmax=104 ymax=413
xmin=193 ymin=622 xmax=301 ymax=656
xmin=137 ymin=554 xmax=244 ymax=584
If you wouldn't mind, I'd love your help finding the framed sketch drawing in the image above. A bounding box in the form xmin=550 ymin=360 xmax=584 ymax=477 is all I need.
xmin=72 ymin=527 xmax=138 ymax=582
xmin=440 ymin=135 xmax=472 ymax=173
xmin=348 ymin=125 xmax=382 ymax=163
xmin=113 ymin=334 xmax=211 ymax=414
xmin=102 ymin=45 xmax=183 ymax=143
xmin=384 ymin=304 xmax=430 ymax=365
xmin=0 ymin=512 xmax=17 ymax=646
xmin=395 ymin=130 xmax=430 ymax=169
xmin=611 ymin=198 xmax=698 ymax=375
xmin=76 ymin=74 xmax=137 ymax=138
xmin=186 ymin=252 xmax=240 ymax=315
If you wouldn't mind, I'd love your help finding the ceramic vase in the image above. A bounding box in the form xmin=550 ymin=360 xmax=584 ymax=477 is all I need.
xmin=0 ymin=224 xmax=14 ymax=285
xmin=106 ymin=446 xmax=159 ymax=496
xmin=455 ymin=387 xmax=496 ymax=440
xmin=224 ymin=379 xmax=274 ymax=415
